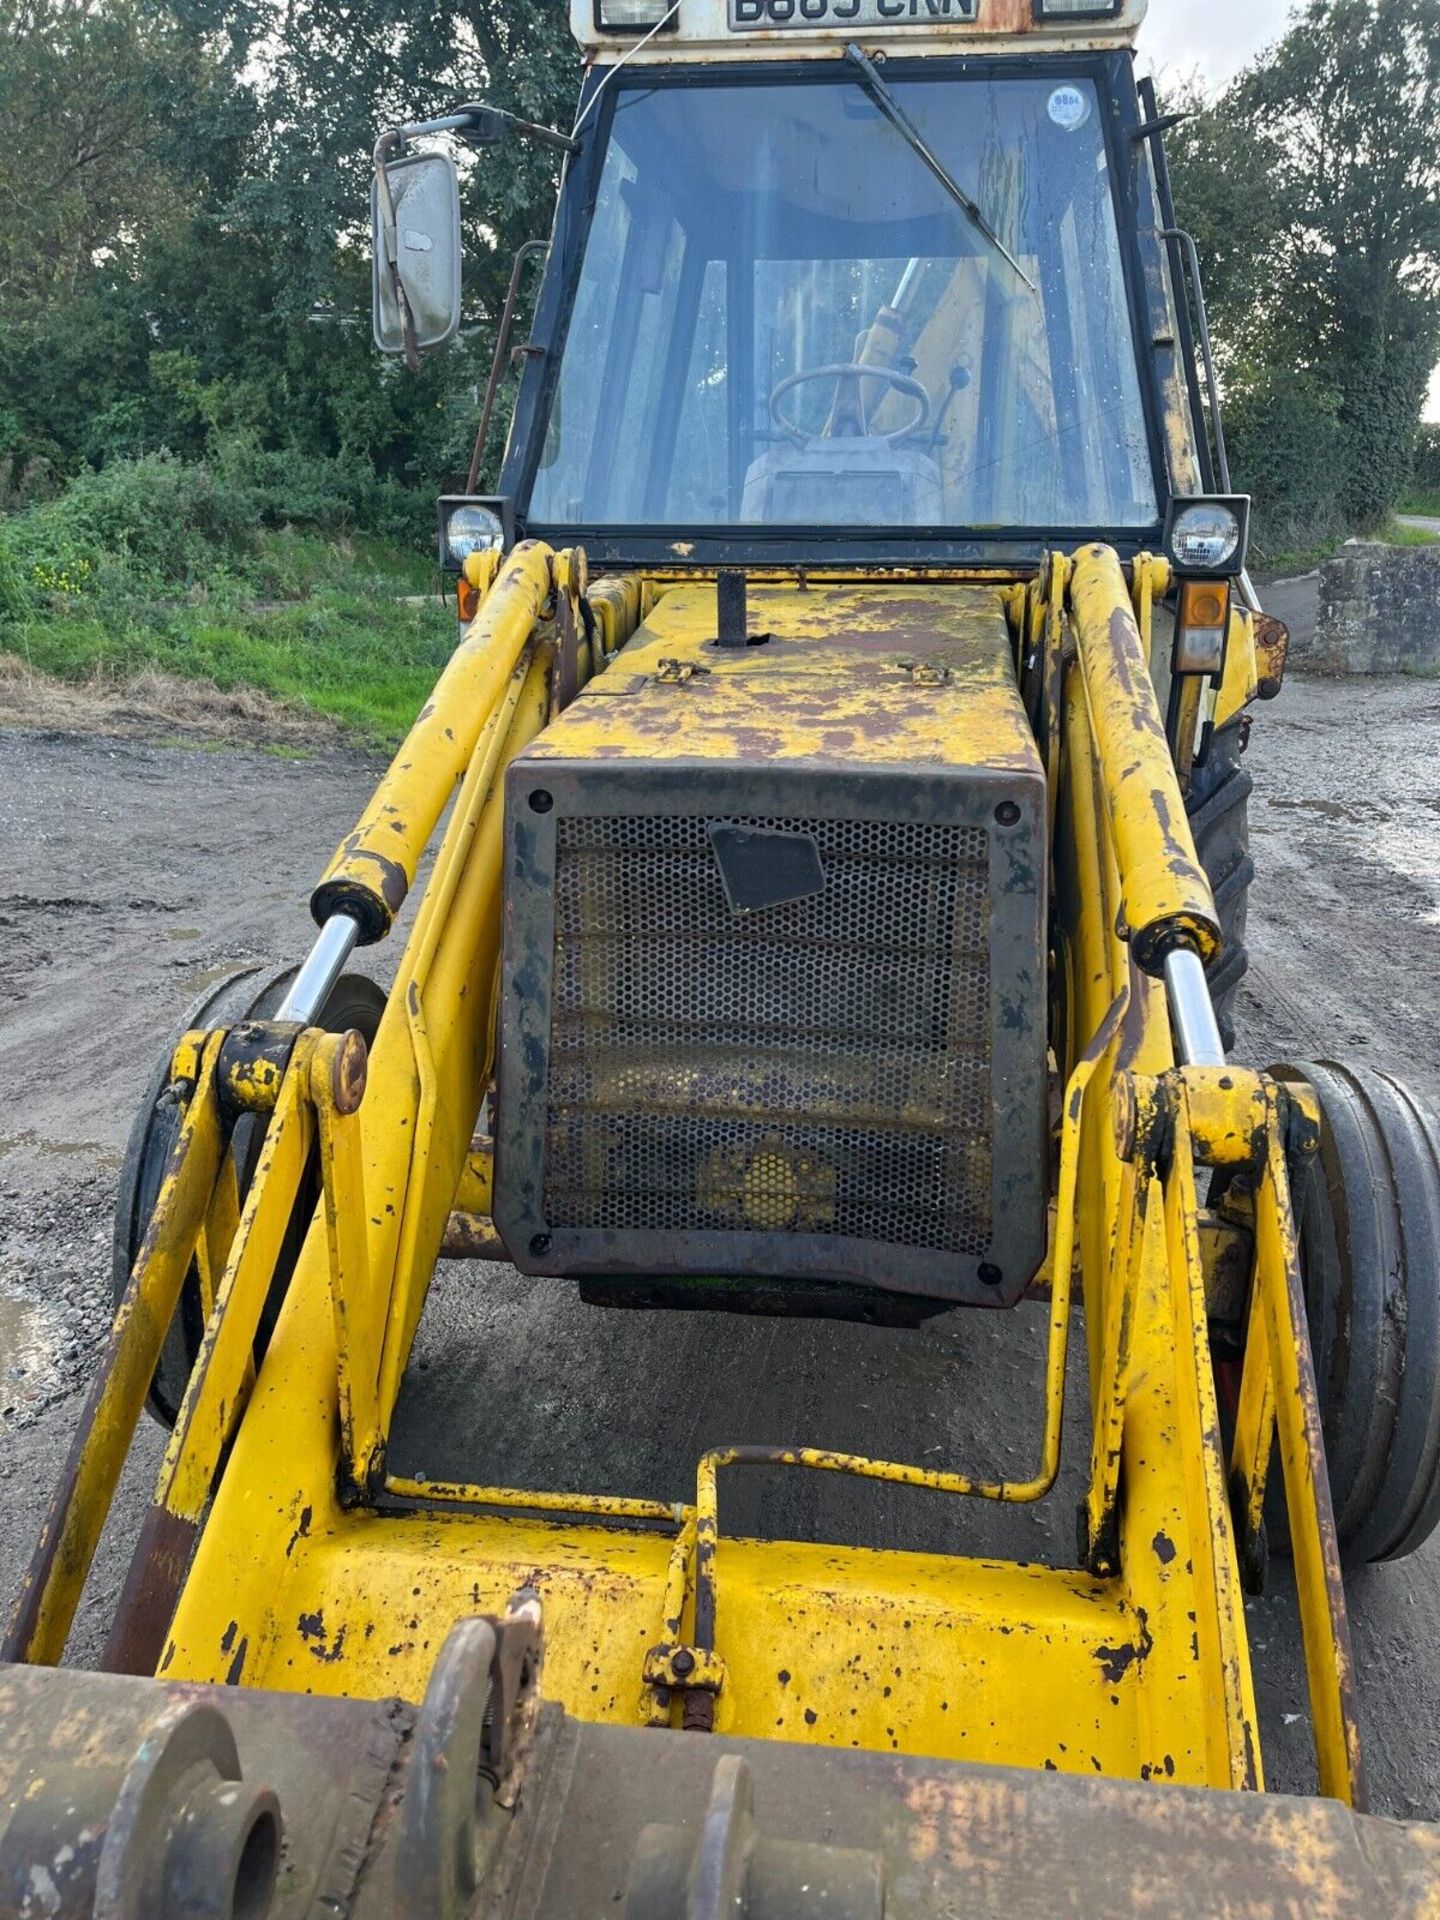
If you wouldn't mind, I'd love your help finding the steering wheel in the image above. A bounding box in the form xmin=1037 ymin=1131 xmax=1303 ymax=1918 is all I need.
xmin=769 ymin=363 xmax=931 ymax=448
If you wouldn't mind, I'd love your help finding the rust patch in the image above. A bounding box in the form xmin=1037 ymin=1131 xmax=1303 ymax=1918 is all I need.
xmin=285 ymin=1504 xmax=314 ymax=1559
xmin=1252 ymin=611 xmax=1290 ymax=700
xmin=298 ymin=1608 xmax=349 ymax=1663
xmin=101 ymin=1504 xmax=199 ymax=1677
xmin=440 ymin=1211 xmax=508 ymax=1259
xmin=1094 ymin=1609 xmax=1153 ymax=1686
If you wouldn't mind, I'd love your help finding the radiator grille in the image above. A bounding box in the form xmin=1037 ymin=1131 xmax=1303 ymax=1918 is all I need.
xmin=542 ymin=814 xmax=993 ymax=1255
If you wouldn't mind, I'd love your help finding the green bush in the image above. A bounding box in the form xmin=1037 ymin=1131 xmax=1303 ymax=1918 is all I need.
xmin=0 ymin=452 xmax=254 ymax=612
xmin=0 ymin=446 xmax=430 ymax=623
xmin=1223 ymin=367 xmax=1349 ymax=559
xmin=209 ymin=435 xmax=428 ymax=545
xmin=1411 ymin=423 xmax=1440 ymax=494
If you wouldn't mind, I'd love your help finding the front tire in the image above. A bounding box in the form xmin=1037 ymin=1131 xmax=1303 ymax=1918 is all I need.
xmin=1274 ymin=1059 xmax=1440 ymax=1565
xmin=112 ymin=962 xmax=387 ymax=1425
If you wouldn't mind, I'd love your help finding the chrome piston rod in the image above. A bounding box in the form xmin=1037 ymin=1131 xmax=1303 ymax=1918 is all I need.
xmin=276 ymin=911 xmax=362 ymax=1024
xmin=1163 ymin=946 xmax=1226 ymax=1068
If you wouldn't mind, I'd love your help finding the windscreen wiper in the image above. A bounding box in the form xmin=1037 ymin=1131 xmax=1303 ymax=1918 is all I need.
xmin=844 ymin=44 xmax=1037 ymax=295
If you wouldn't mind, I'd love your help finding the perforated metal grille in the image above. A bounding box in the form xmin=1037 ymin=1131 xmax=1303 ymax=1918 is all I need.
xmin=542 ymin=814 xmax=992 ymax=1254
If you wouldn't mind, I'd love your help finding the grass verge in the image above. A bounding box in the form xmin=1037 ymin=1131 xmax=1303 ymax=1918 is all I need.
xmin=0 ymin=530 xmax=454 ymax=748
xmin=1383 ymin=515 xmax=1440 ymax=546
xmin=1258 ymin=514 xmax=1440 ymax=575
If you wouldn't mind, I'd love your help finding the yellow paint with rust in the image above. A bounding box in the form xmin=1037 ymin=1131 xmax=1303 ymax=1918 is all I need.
xmin=209 ymin=1507 xmax=679 ymax=1720
xmin=161 ymin=1039 xmax=319 ymax=1524
xmin=1068 ymin=543 xmax=1220 ymax=970
xmin=450 ymin=1139 xmax=494 ymax=1217
xmin=310 ymin=539 xmax=553 ymax=939
xmin=4 ymin=1031 xmax=227 ymax=1665
xmin=522 ymin=580 xmax=1041 ymax=778
xmin=162 ymin=557 xmax=557 ymax=1688
xmin=1214 ymin=600 xmax=1260 ymax=730
xmin=18 ymin=541 xmax=1369 ymax=1826
xmin=713 ymin=1541 xmax=1173 ymax=1778
xmin=1247 ymin=1086 xmax=1365 ymax=1802
xmin=587 ymin=571 xmax=645 ymax=659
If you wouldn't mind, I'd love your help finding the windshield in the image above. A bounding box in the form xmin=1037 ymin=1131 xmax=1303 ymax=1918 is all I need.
xmin=526 ymin=71 xmax=1158 ymax=534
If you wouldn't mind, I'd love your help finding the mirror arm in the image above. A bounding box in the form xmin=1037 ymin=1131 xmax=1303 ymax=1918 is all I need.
xmin=446 ymin=102 xmax=579 ymax=155
xmin=501 ymin=115 xmax=579 ymax=156
xmin=372 ymin=130 xmax=422 ymax=372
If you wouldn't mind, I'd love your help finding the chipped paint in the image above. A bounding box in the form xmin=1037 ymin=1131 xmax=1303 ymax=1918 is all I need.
xmin=1068 ymin=544 xmax=1221 ymax=973
xmin=7 ymin=543 xmax=1372 ymax=1843
xmin=310 ymin=540 xmax=554 ymax=941
xmin=521 ymin=579 xmax=1041 ymax=776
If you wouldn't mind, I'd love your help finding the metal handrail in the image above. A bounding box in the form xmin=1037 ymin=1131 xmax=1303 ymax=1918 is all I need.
xmin=1160 ymin=225 xmax=1232 ymax=494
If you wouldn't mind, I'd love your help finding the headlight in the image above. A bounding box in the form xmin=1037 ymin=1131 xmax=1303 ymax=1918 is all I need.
xmin=1163 ymin=496 xmax=1249 ymax=577
xmin=594 ymin=0 xmax=677 ymax=31
xmin=437 ymin=496 xmax=507 ymax=571
xmin=1034 ymin=0 xmax=1123 ymax=16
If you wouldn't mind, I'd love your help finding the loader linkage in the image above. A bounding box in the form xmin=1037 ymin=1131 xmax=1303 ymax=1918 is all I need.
xmin=9 ymin=535 xmax=1438 ymax=1920
xmin=7 ymin=0 xmax=1440 ymax=1904
xmin=5 ymin=1607 xmax=1439 ymax=1920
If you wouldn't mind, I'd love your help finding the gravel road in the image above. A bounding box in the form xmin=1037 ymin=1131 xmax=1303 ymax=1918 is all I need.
xmin=2 ymin=676 xmax=1438 ymax=1817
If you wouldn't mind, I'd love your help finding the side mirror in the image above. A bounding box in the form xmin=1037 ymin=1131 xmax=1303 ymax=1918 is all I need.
xmin=371 ymin=149 xmax=462 ymax=361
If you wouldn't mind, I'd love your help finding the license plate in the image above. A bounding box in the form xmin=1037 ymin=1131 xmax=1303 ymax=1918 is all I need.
xmin=728 ymin=0 xmax=978 ymax=28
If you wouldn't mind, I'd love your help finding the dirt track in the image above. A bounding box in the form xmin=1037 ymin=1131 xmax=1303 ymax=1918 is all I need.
xmin=1 ymin=675 xmax=1438 ymax=1816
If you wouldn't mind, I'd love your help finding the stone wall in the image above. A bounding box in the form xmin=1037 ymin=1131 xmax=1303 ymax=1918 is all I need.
xmin=1307 ymin=541 xmax=1440 ymax=673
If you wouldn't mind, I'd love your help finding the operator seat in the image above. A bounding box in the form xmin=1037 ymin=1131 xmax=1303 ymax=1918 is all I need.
xmin=740 ymin=438 xmax=943 ymax=524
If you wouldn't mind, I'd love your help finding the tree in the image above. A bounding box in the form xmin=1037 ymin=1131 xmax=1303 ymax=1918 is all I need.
xmin=1168 ymin=0 xmax=1440 ymax=531
xmin=174 ymin=0 xmax=577 ymax=354
xmin=0 ymin=0 xmax=248 ymax=479
xmin=0 ymin=0 xmax=569 ymax=510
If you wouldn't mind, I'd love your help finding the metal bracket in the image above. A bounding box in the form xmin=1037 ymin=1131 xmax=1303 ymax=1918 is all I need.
xmin=0 ymin=1598 xmax=543 ymax=1920
xmin=642 ymin=1642 xmax=728 ymax=1727
xmin=654 ymin=657 xmax=710 ymax=686
xmin=396 ymin=1595 xmax=545 ymax=1918
xmin=894 ymin=656 xmax=953 ymax=686
xmin=625 ymin=1754 xmax=884 ymax=1920
xmin=217 ymin=1019 xmax=305 ymax=1119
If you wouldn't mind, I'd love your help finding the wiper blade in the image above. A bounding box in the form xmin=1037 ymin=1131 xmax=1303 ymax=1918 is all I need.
xmin=844 ymin=44 xmax=1037 ymax=295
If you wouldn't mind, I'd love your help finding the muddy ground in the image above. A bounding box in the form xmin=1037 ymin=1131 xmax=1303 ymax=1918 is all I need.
xmin=1 ymin=674 xmax=1438 ymax=1818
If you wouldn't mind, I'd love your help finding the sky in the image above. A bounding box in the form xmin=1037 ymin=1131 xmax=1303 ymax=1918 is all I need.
xmin=1136 ymin=0 xmax=1440 ymax=423
xmin=1136 ymin=0 xmax=1289 ymax=90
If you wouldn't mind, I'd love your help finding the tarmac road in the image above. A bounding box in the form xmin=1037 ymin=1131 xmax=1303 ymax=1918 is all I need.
xmin=2 ymin=673 xmax=1438 ymax=1817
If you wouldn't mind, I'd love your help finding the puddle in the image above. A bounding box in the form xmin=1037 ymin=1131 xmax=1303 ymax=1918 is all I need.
xmin=181 ymin=961 xmax=245 ymax=994
xmin=0 ymin=1130 xmax=117 ymax=1164
xmin=162 ymin=926 xmax=203 ymax=943
xmin=0 ymin=1289 xmax=55 ymax=1424
xmin=1268 ymin=796 xmax=1388 ymax=825
xmin=1267 ymin=785 xmax=1440 ymax=926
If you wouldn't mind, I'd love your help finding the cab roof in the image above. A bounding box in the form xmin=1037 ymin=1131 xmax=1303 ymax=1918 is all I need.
xmin=571 ymin=0 xmax=1145 ymax=63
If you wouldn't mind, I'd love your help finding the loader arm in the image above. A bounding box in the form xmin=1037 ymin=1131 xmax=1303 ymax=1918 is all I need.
xmin=7 ymin=541 xmax=1418 ymax=1920
xmin=7 ymin=0 xmax=1440 ymax=1910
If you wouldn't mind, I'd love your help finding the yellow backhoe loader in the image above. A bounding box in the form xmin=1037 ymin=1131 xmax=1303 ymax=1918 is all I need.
xmin=6 ymin=1 xmax=1440 ymax=1914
